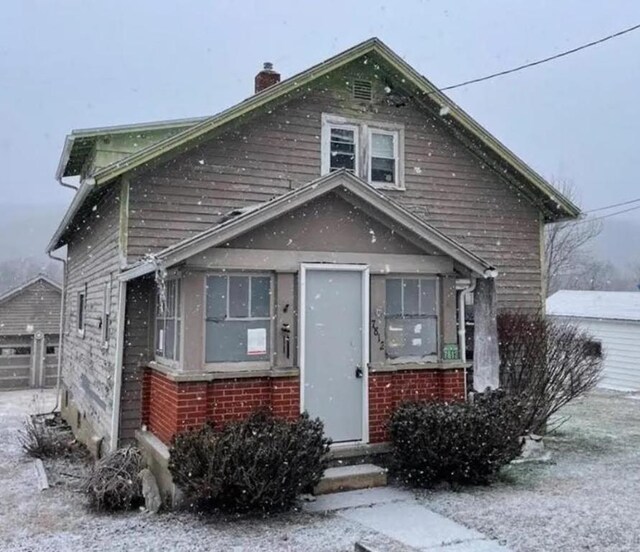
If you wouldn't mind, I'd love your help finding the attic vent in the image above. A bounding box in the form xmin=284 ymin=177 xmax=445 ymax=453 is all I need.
xmin=352 ymin=79 xmax=373 ymax=101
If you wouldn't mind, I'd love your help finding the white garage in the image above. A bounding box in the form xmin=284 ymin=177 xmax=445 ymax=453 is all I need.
xmin=547 ymin=290 xmax=640 ymax=392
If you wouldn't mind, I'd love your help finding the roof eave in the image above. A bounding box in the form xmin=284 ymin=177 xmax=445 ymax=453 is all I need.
xmin=46 ymin=178 xmax=94 ymax=252
xmin=120 ymin=170 xmax=495 ymax=281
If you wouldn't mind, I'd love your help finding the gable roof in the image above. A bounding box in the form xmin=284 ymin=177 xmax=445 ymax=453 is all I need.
xmin=49 ymin=37 xmax=580 ymax=253
xmin=120 ymin=170 xmax=496 ymax=281
xmin=547 ymin=290 xmax=640 ymax=323
xmin=0 ymin=275 xmax=62 ymax=306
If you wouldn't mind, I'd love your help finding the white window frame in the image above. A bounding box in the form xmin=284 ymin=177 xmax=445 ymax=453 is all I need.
xmin=154 ymin=278 xmax=182 ymax=366
xmin=321 ymin=120 xmax=360 ymax=177
xmin=384 ymin=275 xmax=440 ymax=363
xmin=77 ymin=285 xmax=87 ymax=337
xmin=321 ymin=113 xmax=405 ymax=191
xmin=368 ymin=128 xmax=399 ymax=188
xmin=101 ymin=278 xmax=112 ymax=349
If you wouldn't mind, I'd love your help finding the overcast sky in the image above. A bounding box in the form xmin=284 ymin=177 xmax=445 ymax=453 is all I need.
xmin=2 ymin=0 xmax=640 ymax=227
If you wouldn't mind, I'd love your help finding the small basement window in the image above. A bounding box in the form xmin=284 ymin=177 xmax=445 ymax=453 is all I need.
xmin=205 ymin=274 xmax=272 ymax=363
xmin=155 ymin=279 xmax=181 ymax=362
xmin=385 ymin=278 xmax=438 ymax=360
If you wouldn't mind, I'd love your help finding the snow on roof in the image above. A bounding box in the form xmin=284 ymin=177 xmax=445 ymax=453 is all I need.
xmin=546 ymin=290 xmax=640 ymax=322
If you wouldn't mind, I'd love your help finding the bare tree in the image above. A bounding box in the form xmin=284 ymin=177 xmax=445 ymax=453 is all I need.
xmin=544 ymin=179 xmax=602 ymax=296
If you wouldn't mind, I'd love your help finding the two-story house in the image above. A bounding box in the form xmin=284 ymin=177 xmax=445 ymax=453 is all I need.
xmin=47 ymin=38 xmax=578 ymax=463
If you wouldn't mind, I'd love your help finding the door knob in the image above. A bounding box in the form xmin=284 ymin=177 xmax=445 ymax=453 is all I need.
xmin=355 ymin=366 xmax=363 ymax=379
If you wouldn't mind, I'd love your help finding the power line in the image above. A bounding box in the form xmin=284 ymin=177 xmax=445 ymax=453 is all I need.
xmin=437 ymin=23 xmax=640 ymax=93
xmin=585 ymin=197 xmax=640 ymax=213
xmin=571 ymin=203 xmax=640 ymax=225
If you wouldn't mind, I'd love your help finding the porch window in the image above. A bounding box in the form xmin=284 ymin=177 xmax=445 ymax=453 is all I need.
xmin=385 ymin=277 xmax=438 ymax=360
xmin=155 ymin=279 xmax=181 ymax=362
xmin=205 ymin=274 xmax=272 ymax=363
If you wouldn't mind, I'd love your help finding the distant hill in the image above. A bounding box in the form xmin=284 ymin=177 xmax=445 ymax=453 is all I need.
xmin=594 ymin=218 xmax=640 ymax=269
xmin=0 ymin=203 xmax=67 ymax=293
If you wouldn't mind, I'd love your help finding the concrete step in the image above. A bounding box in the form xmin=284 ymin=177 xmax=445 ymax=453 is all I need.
xmin=314 ymin=463 xmax=387 ymax=495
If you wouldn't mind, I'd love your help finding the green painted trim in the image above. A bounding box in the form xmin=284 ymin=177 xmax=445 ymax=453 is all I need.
xmin=86 ymin=37 xmax=578 ymax=221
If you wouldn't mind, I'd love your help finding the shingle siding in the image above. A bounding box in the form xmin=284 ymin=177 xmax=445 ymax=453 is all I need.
xmin=127 ymin=63 xmax=543 ymax=311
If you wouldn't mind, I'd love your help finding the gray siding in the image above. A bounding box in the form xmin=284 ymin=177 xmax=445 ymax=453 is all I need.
xmin=0 ymin=279 xmax=61 ymax=336
xmin=61 ymin=184 xmax=122 ymax=445
xmin=127 ymin=61 xmax=543 ymax=311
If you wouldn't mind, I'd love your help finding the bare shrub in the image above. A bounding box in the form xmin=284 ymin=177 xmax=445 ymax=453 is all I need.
xmin=169 ymin=410 xmax=331 ymax=514
xmin=390 ymin=390 xmax=525 ymax=487
xmin=498 ymin=311 xmax=603 ymax=434
xmin=19 ymin=414 xmax=75 ymax=459
xmin=83 ymin=446 xmax=145 ymax=512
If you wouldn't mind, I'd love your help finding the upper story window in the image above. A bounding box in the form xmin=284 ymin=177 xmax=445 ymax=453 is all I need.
xmin=385 ymin=277 xmax=438 ymax=361
xmin=329 ymin=125 xmax=358 ymax=173
xmin=205 ymin=274 xmax=272 ymax=363
xmin=321 ymin=114 xmax=404 ymax=190
xmin=155 ymin=279 xmax=181 ymax=363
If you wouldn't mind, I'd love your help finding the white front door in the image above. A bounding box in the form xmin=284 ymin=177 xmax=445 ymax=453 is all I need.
xmin=300 ymin=264 xmax=369 ymax=443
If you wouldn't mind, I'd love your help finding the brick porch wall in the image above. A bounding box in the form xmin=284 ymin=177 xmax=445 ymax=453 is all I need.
xmin=368 ymin=368 xmax=465 ymax=443
xmin=142 ymin=367 xmax=464 ymax=445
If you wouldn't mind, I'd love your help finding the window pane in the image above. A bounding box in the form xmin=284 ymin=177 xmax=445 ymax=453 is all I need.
xmin=165 ymin=319 xmax=175 ymax=360
xmin=371 ymin=133 xmax=394 ymax=158
xmin=420 ymin=279 xmax=437 ymax=315
xmin=250 ymin=276 xmax=271 ymax=318
xmin=330 ymin=127 xmax=355 ymax=172
xmin=371 ymin=157 xmax=395 ymax=183
xmin=386 ymin=279 xmax=402 ymax=316
xmin=229 ymin=276 xmax=249 ymax=318
xmin=175 ymin=280 xmax=181 ymax=318
xmin=403 ymin=279 xmax=419 ymax=316
xmin=175 ymin=320 xmax=181 ymax=361
xmin=206 ymin=275 xmax=227 ymax=320
xmin=385 ymin=317 xmax=437 ymax=359
xmin=205 ymin=320 xmax=270 ymax=362
xmin=155 ymin=319 xmax=165 ymax=356
xmin=166 ymin=280 xmax=176 ymax=317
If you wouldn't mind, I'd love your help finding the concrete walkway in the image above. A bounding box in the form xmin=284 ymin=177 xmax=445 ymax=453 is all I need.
xmin=304 ymin=488 xmax=510 ymax=551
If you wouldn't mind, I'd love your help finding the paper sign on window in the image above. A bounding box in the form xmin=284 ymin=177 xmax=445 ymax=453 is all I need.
xmin=247 ymin=328 xmax=267 ymax=356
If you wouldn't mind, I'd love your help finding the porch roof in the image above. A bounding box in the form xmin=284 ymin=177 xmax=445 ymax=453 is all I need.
xmin=120 ymin=170 xmax=495 ymax=281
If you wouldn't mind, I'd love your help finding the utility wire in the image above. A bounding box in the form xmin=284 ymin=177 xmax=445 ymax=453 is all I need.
xmin=571 ymin=204 xmax=640 ymax=225
xmin=584 ymin=197 xmax=640 ymax=213
xmin=437 ymin=23 xmax=640 ymax=92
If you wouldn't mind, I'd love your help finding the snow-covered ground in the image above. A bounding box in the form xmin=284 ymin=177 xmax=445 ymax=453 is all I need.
xmin=420 ymin=390 xmax=640 ymax=552
xmin=1 ymin=389 xmax=639 ymax=551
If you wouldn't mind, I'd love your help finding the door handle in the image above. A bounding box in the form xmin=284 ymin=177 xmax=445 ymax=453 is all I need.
xmin=355 ymin=366 xmax=363 ymax=379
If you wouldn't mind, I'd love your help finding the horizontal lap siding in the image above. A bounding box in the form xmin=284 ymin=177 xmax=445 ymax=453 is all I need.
xmin=0 ymin=281 xmax=61 ymax=335
xmin=62 ymin=185 xmax=122 ymax=446
xmin=127 ymin=62 xmax=543 ymax=310
xmin=563 ymin=318 xmax=640 ymax=392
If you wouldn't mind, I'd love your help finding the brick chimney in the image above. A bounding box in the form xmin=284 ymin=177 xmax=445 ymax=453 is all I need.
xmin=254 ymin=62 xmax=280 ymax=93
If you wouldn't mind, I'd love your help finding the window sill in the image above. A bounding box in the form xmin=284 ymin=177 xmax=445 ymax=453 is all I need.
xmin=369 ymin=360 xmax=469 ymax=373
xmin=369 ymin=182 xmax=405 ymax=191
xmin=147 ymin=361 xmax=299 ymax=382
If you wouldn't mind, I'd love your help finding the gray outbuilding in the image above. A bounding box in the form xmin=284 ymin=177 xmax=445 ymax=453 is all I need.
xmin=0 ymin=275 xmax=61 ymax=390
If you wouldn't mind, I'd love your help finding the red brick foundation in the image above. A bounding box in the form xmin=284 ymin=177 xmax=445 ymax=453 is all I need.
xmin=142 ymin=367 xmax=464 ymax=445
